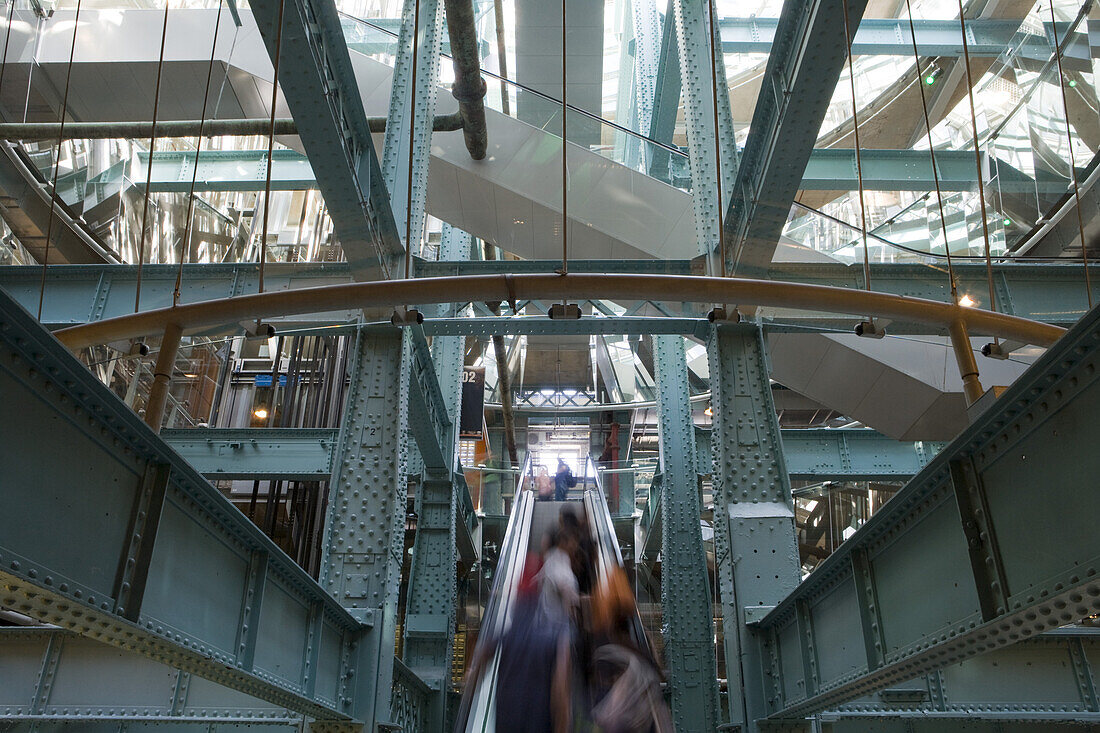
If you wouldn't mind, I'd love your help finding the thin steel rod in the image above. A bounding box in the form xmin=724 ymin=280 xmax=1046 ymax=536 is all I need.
xmin=174 ymin=0 xmax=225 ymax=307
xmin=956 ymin=0 xmax=999 ymax=339
xmin=404 ymin=0 xmax=423 ymax=280
xmin=134 ymin=1 xmax=172 ymax=313
xmin=36 ymin=0 xmax=82 ymax=319
xmin=707 ymin=0 xmax=726 ymax=278
xmin=905 ymin=0 xmax=958 ymax=304
xmin=493 ymin=0 xmax=509 ymax=115
xmin=560 ymin=0 xmax=568 ymax=276
xmin=54 ymin=273 xmax=1067 ymax=351
xmin=842 ymin=0 xmax=873 ymax=319
xmin=1049 ymin=1 xmax=1092 ymax=308
xmin=258 ymin=0 xmax=287 ymax=294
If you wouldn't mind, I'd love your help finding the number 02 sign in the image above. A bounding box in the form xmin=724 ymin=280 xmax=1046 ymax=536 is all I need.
xmin=459 ymin=367 xmax=485 ymax=439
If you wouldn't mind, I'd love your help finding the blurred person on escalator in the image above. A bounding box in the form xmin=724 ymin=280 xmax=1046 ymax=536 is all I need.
xmin=559 ymin=506 xmax=596 ymax=596
xmin=536 ymin=465 xmax=554 ymax=501
xmin=469 ymin=553 xmax=573 ymax=733
xmin=589 ymin=566 xmax=672 ymax=733
xmin=554 ymin=458 xmax=576 ymax=501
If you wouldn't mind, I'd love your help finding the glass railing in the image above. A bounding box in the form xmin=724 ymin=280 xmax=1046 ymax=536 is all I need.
xmin=340 ymin=12 xmax=695 ymax=192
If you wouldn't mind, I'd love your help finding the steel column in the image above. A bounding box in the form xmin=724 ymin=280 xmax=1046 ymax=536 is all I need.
xmin=318 ymin=328 xmax=410 ymax=728
xmin=381 ymin=0 xmax=444 ymax=247
xmin=401 ymin=226 xmax=466 ymax=729
xmin=707 ymin=323 xmax=801 ymax=730
xmin=651 ymin=334 xmax=721 ymax=731
xmin=672 ymin=0 xmax=738 ymax=267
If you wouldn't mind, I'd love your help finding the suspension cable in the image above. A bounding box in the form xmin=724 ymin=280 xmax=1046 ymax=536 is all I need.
xmin=1049 ymin=1 xmax=1092 ymax=308
xmin=258 ymin=0 xmax=287 ymax=294
xmin=904 ymin=0 xmax=958 ymax=304
xmin=174 ymin=0 xmax=225 ymax=307
xmin=956 ymin=0 xmax=1000 ymax=341
xmin=707 ymin=0 xmax=726 ymax=278
xmin=36 ymin=0 xmax=83 ymax=320
xmin=403 ymin=0 xmax=423 ymax=280
xmin=842 ymin=0 xmax=873 ymax=322
xmin=134 ymin=0 xmax=172 ymax=313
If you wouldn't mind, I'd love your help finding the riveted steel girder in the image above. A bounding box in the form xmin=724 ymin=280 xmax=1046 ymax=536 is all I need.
xmin=756 ymin=296 xmax=1100 ymax=719
xmin=0 ymin=627 xmax=301 ymax=725
xmin=707 ymin=323 xmax=802 ymax=730
xmin=319 ymin=328 xmax=410 ymax=727
xmin=724 ymin=0 xmax=869 ymax=277
xmin=381 ymin=0 xmax=443 ymax=247
xmin=652 ymin=334 xmax=721 ymax=731
xmin=672 ymin=0 xmax=736 ymax=267
xmin=401 ymin=230 xmax=465 ymax=727
xmin=0 ymin=286 xmax=366 ymax=722
xmin=248 ymin=0 xmax=402 ymax=276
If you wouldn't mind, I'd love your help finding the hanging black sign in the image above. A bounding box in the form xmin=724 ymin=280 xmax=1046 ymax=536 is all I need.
xmin=459 ymin=367 xmax=486 ymax=439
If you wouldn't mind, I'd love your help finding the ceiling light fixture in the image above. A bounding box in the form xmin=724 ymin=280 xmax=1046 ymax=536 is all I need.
xmin=253 ymin=407 xmax=269 ymax=420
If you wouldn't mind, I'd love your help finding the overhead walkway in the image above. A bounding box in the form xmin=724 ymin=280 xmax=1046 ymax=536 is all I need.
xmin=455 ymin=456 xmax=652 ymax=731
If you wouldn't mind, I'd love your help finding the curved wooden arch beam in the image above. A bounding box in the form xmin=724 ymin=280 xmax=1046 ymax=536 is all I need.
xmin=53 ymin=273 xmax=1066 ymax=350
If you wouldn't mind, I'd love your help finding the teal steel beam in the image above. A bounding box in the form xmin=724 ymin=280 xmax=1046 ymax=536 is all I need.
xmin=318 ymin=328 xmax=411 ymax=728
xmin=161 ymin=428 xmax=337 ymax=480
xmin=0 ymin=627 xmax=301 ymax=725
xmin=652 ymin=335 xmax=721 ymax=731
xmin=0 ymin=286 xmax=367 ymax=722
xmin=134 ymin=149 xmax=316 ymax=193
xmin=707 ymin=323 xmax=801 ymax=730
xmin=249 ymin=0 xmax=402 ymax=276
xmin=725 ymin=0 xmax=869 ymax=277
xmin=720 ymin=18 xmax=1086 ymax=60
xmin=118 ymin=147 xmax=1054 ymax=194
xmin=648 ymin=0 xmax=680 ymax=148
xmin=757 ymin=296 xmax=1100 ymax=720
xmin=698 ymin=427 xmax=945 ymax=482
xmin=7 ymin=261 xmax=1100 ymax=331
xmin=162 ymin=427 xmax=942 ymax=483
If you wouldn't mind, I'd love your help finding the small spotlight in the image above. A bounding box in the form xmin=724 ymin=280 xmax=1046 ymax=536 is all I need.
xmin=1002 ymin=217 xmax=1012 ymax=226
xmin=253 ymin=407 xmax=269 ymax=420
xmin=704 ymin=406 xmax=713 ymax=417
xmin=959 ymin=294 xmax=977 ymax=308
xmin=924 ymin=67 xmax=942 ymax=85
xmin=1069 ymin=79 xmax=1078 ymax=88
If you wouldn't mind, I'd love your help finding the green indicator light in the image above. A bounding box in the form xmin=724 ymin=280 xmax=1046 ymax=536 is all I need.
xmin=1069 ymin=79 xmax=1078 ymax=88
xmin=1002 ymin=217 xmax=1012 ymax=226
xmin=925 ymin=74 xmax=937 ymax=85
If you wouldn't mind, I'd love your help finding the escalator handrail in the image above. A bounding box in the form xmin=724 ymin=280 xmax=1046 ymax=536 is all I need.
xmin=457 ymin=453 xmax=535 ymax=732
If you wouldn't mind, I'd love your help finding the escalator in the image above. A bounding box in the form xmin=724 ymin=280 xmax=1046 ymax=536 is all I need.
xmin=457 ymin=456 xmax=651 ymax=732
